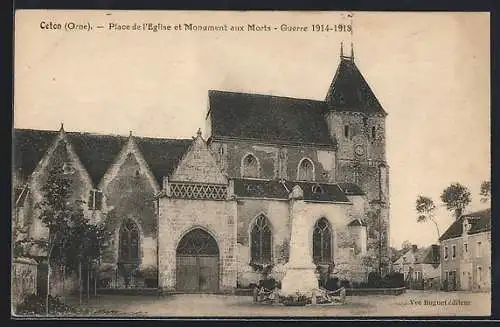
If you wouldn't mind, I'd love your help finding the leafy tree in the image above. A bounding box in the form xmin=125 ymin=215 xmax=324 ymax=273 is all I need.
xmin=480 ymin=180 xmax=491 ymax=203
xmin=35 ymin=165 xmax=105 ymax=313
xmin=440 ymin=183 xmax=472 ymax=220
xmin=415 ymin=195 xmax=440 ymax=240
xmin=401 ymin=240 xmax=412 ymax=251
xmin=36 ymin=166 xmax=76 ymax=314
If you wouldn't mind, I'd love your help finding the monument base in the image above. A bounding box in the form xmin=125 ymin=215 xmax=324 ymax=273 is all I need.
xmin=280 ymin=264 xmax=318 ymax=297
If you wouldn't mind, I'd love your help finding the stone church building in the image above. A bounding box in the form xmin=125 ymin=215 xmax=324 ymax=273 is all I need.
xmin=13 ymin=46 xmax=390 ymax=294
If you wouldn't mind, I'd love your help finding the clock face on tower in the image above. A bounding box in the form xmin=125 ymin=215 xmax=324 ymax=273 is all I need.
xmin=354 ymin=144 xmax=365 ymax=156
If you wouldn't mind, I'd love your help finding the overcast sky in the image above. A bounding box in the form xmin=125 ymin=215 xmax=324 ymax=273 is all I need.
xmin=14 ymin=11 xmax=490 ymax=248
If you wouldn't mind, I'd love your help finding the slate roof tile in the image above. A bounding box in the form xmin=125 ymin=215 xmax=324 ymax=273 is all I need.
xmin=439 ymin=208 xmax=491 ymax=241
xmin=207 ymin=90 xmax=335 ymax=146
xmin=233 ymin=178 xmax=350 ymax=203
xmin=13 ymin=129 xmax=192 ymax=187
xmin=325 ymin=58 xmax=387 ymax=116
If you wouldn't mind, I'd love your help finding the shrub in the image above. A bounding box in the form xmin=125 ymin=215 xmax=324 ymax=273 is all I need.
xmin=259 ymin=278 xmax=277 ymax=290
xmin=15 ymin=293 xmax=75 ymax=315
xmin=382 ymin=272 xmax=405 ymax=288
xmin=324 ymin=277 xmax=339 ymax=291
xmin=367 ymin=272 xmax=382 ymax=287
xmin=339 ymin=279 xmax=350 ymax=288
xmin=280 ymin=292 xmax=310 ymax=306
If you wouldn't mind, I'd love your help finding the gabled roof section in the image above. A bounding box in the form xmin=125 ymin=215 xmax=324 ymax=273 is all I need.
xmin=348 ymin=218 xmax=367 ymax=227
xmin=233 ymin=179 xmax=350 ymax=203
xmin=13 ymin=129 xmax=59 ymax=179
xmin=207 ymin=90 xmax=335 ymax=146
xmin=135 ymin=137 xmax=192 ymax=185
xmin=414 ymin=245 xmax=440 ymax=265
xmin=13 ymin=128 xmax=193 ymax=187
xmin=66 ymin=132 xmax=128 ymax=186
xmin=325 ymin=58 xmax=387 ymax=116
xmin=169 ymin=132 xmax=227 ymax=184
xmin=439 ymin=208 xmax=491 ymax=241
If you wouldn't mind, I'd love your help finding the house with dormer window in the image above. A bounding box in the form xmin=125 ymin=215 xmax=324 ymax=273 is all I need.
xmin=439 ymin=208 xmax=491 ymax=291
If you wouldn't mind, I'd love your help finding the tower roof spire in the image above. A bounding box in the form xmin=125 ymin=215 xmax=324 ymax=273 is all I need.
xmin=340 ymin=42 xmax=344 ymax=58
xmin=351 ymin=42 xmax=355 ymax=62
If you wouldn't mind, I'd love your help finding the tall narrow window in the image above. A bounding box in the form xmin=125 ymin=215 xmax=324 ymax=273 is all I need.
xmin=298 ymin=158 xmax=314 ymax=181
xmin=452 ymin=245 xmax=456 ymax=259
xmin=477 ymin=241 xmax=482 ymax=258
xmin=119 ymin=219 xmax=140 ymax=262
xmin=313 ymin=218 xmax=332 ymax=264
xmin=242 ymin=154 xmax=259 ymax=178
xmin=371 ymin=126 xmax=376 ymax=139
xmin=344 ymin=125 xmax=349 ymax=138
xmin=250 ymin=215 xmax=272 ymax=264
xmin=444 ymin=246 xmax=449 ymax=260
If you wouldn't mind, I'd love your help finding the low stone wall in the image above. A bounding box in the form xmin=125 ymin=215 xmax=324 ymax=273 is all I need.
xmin=11 ymin=257 xmax=38 ymax=307
xmin=346 ymin=287 xmax=406 ymax=296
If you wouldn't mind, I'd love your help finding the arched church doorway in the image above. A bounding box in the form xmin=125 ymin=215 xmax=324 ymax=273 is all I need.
xmin=176 ymin=228 xmax=220 ymax=293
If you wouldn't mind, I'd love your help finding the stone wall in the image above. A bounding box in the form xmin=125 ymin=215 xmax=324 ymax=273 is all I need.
xmin=210 ymin=140 xmax=336 ymax=182
xmin=26 ymin=136 xmax=95 ymax=241
xmin=158 ymin=198 xmax=237 ymax=293
xmin=100 ymin=153 xmax=158 ymax=268
xmin=325 ymin=111 xmax=386 ymax=162
xmin=235 ymin=199 xmax=290 ymax=287
xmin=11 ymin=257 xmax=38 ymax=308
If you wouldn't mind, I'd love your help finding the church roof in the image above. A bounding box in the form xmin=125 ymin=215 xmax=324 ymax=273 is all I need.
xmin=66 ymin=132 xmax=128 ymax=186
xmin=13 ymin=129 xmax=59 ymax=181
xmin=13 ymin=128 xmax=192 ymax=187
xmin=337 ymin=182 xmax=365 ymax=196
xmin=439 ymin=208 xmax=491 ymax=241
xmin=325 ymin=58 xmax=387 ymax=116
xmin=347 ymin=218 xmax=366 ymax=227
xmin=207 ymin=90 xmax=335 ymax=146
xmin=135 ymin=137 xmax=193 ymax=185
xmin=233 ymin=178 xmax=350 ymax=203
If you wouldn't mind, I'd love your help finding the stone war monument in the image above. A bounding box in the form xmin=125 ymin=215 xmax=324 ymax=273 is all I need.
xmin=280 ymin=185 xmax=319 ymax=298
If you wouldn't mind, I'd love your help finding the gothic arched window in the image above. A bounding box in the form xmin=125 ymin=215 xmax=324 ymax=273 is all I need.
xmin=242 ymin=154 xmax=259 ymax=178
xmin=313 ymin=218 xmax=333 ymax=265
xmin=250 ymin=215 xmax=272 ymax=264
xmin=298 ymin=158 xmax=314 ymax=181
xmin=119 ymin=219 xmax=140 ymax=262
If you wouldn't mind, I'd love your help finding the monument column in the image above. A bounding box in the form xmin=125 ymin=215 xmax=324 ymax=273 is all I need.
xmin=280 ymin=185 xmax=319 ymax=297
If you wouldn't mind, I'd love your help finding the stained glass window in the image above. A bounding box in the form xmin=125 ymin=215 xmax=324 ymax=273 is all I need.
xmin=313 ymin=218 xmax=332 ymax=264
xmin=251 ymin=215 xmax=272 ymax=264
xmin=242 ymin=154 xmax=259 ymax=178
xmin=177 ymin=229 xmax=219 ymax=256
xmin=298 ymin=158 xmax=314 ymax=181
xmin=119 ymin=219 xmax=140 ymax=262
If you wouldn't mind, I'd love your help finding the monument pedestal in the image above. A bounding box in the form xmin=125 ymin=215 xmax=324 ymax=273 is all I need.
xmin=280 ymin=263 xmax=318 ymax=297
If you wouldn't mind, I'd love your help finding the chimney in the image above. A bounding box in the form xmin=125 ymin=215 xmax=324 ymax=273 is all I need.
xmin=412 ymin=245 xmax=418 ymax=252
xmin=431 ymin=244 xmax=440 ymax=263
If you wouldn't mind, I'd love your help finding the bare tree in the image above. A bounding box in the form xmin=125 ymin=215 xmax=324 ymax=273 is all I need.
xmin=416 ymin=195 xmax=440 ymax=240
